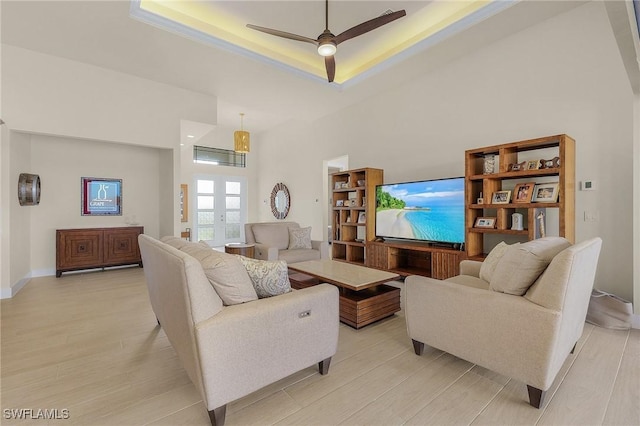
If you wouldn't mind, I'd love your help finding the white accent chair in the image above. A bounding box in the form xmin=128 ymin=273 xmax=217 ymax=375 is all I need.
xmin=405 ymin=237 xmax=602 ymax=408
xmin=244 ymin=221 xmax=329 ymax=263
xmin=138 ymin=235 xmax=339 ymax=425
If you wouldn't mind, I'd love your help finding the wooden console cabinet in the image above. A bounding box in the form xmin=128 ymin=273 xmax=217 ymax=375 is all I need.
xmin=56 ymin=226 xmax=144 ymax=277
xmin=366 ymin=240 xmax=465 ymax=280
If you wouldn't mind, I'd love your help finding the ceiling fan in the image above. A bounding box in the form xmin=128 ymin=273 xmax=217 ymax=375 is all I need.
xmin=247 ymin=0 xmax=406 ymax=83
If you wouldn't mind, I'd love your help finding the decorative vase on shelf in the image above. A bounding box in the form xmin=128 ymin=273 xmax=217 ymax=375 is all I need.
xmin=483 ymin=155 xmax=495 ymax=174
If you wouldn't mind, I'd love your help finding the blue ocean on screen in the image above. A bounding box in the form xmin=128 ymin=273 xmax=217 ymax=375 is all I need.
xmin=404 ymin=206 xmax=465 ymax=243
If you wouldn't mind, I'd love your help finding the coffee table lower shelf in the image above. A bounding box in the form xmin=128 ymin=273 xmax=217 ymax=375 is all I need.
xmin=289 ymin=272 xmax=401 ymax=329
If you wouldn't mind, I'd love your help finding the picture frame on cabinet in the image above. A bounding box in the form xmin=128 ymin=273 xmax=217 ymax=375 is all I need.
xmin=491 ymin=190 xmax=511 ymax=204
xmin=532 ymin=183 xmax=559 ymax=203
xmin=513 ymin=182 xmax=536 ymax=203
xmin=474 ymin=217 xmax=496 ymax=228
xmin=81 ymin=177 xmax=122 ymax=216
xmin=508 ymin=161 xmax=527 ymax=172
xmin=336 ymin=199 xmax=344 ymax=207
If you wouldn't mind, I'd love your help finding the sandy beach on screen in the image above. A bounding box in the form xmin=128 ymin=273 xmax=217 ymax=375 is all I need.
xmin=376 ymin=209 xmax=415 ymax=239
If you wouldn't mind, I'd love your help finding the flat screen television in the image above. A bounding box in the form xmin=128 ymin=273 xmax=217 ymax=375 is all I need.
xmin=375 ymin=177 xmax=465 ymax=245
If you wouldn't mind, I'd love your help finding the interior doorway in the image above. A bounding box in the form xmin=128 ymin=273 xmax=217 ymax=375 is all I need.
xmin=323 ymin=156 xmax=349 ymax=245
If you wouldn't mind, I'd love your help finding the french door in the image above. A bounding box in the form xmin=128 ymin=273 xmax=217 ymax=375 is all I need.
xmin=193 ymin=175 xmax=247 ymax=247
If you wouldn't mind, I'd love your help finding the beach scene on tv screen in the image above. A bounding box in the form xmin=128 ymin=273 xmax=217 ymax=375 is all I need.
xmin=376 ymin=179 xmax=465 ymax=243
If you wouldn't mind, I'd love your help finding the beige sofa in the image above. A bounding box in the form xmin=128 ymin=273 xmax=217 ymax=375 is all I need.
xmin=138 ymin=235 xmax=339 ymax=426
xmin=244 ymin=221 xmax=328 ymax=263
xmin=405 ymin=237 xmax=602 ymax=408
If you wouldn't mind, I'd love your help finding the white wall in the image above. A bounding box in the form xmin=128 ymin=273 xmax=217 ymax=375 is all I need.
xmin=0 ymin=45 xmax=223 ymax=295
xmin=257 ymin=2 xmax=635 ymax=302
xmin=27 ymin=134 xmax=164 ymax=275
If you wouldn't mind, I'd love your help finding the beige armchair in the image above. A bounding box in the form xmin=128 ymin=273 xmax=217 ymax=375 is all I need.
xmin=405 ymin=237 xmax=602 ymax=408
xmin=244 ymin=221 xmax=329 ymax=263
xmin=138 ymin=235 xmax=339 ymax=425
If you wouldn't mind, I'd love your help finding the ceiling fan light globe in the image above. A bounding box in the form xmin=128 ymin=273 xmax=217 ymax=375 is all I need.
xmin=317 ymin=42 xmax=336 ymax=57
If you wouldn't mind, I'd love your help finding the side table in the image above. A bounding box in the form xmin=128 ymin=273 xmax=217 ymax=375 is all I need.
xmin=224 ymin=243 xmax=255 ymax=258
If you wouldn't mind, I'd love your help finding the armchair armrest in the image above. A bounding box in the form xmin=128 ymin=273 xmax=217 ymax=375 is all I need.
xmin=459 ymin=260 xmax=482 ymax=277
xmin=194 ymin=284 xmax=339 ymax=409
xmin=253 ymin=243 xmax=279 ymax=260
xmin=312 ymin=240 xmax=329 ymax=259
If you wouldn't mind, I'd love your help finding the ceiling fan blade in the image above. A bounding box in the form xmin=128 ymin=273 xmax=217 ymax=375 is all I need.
xmin=325 ymin=55 xmax=336 ymax=83
xmin=246 ymin=24 xmax=318 ymax=45
xmin=333 ymin=10 xmax=406 ymax=45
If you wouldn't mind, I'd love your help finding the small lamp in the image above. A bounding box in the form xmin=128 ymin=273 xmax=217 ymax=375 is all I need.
xmin=234 ymin=113 xmax=250 ymax=153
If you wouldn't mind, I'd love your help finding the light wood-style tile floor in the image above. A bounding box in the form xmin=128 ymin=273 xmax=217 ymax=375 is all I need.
xmin=1 ymin=268 xmax=638 ymax=425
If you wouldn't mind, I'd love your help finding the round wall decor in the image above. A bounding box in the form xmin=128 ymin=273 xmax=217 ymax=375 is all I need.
xmin=270 ymin=182 xmax=290 ymax=219
xmin=18 ymin=173 xmax=41 ymax=206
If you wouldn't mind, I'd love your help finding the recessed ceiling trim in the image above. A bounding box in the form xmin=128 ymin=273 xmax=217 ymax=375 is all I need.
xmin=129 ymin=0 xmax=333 ymax=87
xmin=130 ymin=0 xmax=517 ymax=88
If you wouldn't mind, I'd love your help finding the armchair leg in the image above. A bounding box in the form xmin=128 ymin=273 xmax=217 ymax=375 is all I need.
xmin=319 ymin=357 xmax=332 ymax=375
xmin=527 ymin=385 xmax=546 ymax=408
xmin=570 ymin=342 xmax=577 ymax=354
xmin=156 ymin=317 xmax=161 ymax=326
xmin=208 ymin=405 xmax=226 ymax=426
xmin=412 ymin=339 xmax=425 ymax=356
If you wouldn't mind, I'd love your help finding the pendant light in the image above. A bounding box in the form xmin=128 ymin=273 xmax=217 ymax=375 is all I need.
xmin=234 ymin=113 xmax=250 ymax=153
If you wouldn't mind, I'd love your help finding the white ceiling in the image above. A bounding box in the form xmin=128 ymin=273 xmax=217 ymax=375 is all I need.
xmin=1 ymin=1 xmax=587 ymax=136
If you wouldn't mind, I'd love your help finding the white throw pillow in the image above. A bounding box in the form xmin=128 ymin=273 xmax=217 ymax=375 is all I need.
xmin=490 ymin=237 xmax=571 ymax=296
xmin=289 ymin=226 xmax=312 ymax=250
xmin=238 ymin=257 xmax=292 ymax=298
xmin=178 ymin=244 xmax=258 ymax=305
xmin=479 ymin=241 xmax=512 ymax=283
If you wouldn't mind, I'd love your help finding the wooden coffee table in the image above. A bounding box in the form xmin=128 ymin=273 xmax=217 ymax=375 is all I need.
xmin=288 ymin=260 xmax=401 ymax=329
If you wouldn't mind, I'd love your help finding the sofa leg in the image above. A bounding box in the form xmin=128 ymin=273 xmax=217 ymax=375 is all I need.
xmin=156 ymin=317 xmax=161 ymax=327
xmin=412 ymin=339 xmax=425 ymax=356
xmin=208 ymin=405 xmax=226 ymax=426
xmin=319 ymin=357 xmax=332 ymax=375
xmin=527 ymin=385 xmax=546 ymax=408
xmin=570 ymin=342 xmax=577 ymax=354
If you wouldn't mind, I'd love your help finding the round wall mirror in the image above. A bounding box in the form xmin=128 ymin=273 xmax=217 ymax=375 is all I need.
xmin=270 ymin=182 xmax=290 ymax=219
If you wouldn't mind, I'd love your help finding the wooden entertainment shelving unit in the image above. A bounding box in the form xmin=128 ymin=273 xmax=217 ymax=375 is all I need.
xmin=465 ymin=134 xmax=575 ymax=258
xmin=331 ymin=167 xmax=382 ymax=265
xmin=366 ymin=240 xmax=465 ymax=280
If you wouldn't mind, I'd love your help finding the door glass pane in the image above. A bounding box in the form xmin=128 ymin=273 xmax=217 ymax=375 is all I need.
xmin=198 ymin=227 xmax=215 ymax=241
xmin=197 ymin=195 xmax=214 ymax=210
xmin=198 ymin=211 xmax=215 ymax=225
xmin=226 ymin=196 xmax=240 ymax=210
xmin=197 ymin=180 xmax=214 ymax=194
xmin=226 ymin=224 xmax=240 ymax=239
xmin=226 ymin=211 xmax=240 ymax=224
xmin=226 ymin=181 xmax=241 ymax=194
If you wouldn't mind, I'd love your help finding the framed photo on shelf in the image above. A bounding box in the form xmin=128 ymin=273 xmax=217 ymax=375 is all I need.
xmin=513 ymin=182 xmax=536 ymax=203
xmin=336 ymin=199 xmax=344 ymax=207
xmin=532 ymin=182 xmax=560 ymax=202
xmin=526 ymin=160 xmax=540 ymax=170
xmin=474 ymin=217 xmax=496 ymax=228
xmin=81 ymin=177 xmax=122 ymax=216
xmin=508 ymin=161 xmax=527 ymax=172
xmin=491 ymin=190 xmax=511 ymax=204
xmin=334 ymin=182 xmax=344 ymax=190
xmin=358 ymin=212 xmax=366 ymax=223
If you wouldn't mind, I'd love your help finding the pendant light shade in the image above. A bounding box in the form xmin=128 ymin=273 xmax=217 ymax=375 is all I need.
xmin=234 ymin=113 xmax=250 ymax=153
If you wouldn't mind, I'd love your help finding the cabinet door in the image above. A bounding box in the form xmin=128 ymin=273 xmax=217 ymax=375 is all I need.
xmin=56 ymin=230 xmax=103 ymax=269
xmin=103 ymin=228 xmax=142 ymax=265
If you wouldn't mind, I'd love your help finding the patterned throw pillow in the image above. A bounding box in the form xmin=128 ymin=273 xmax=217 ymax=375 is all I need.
xmin=288 ymin=227 xmax=312 ymax=250
xmin=238 ymin=257 xmax=292 ymax=298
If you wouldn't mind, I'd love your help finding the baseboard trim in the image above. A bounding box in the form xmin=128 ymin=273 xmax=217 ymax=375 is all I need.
xmin=633 ymin=314 xmax=640 ymax=329
xmin=1 ymin=276 xmax=30 ymax=299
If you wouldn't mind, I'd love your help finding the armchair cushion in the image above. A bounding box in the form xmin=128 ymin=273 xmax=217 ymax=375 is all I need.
xmin=490 ymin=237 xmax=571 ymax=296
xmin=479 ymin=241 xmax=511 ymax=282
xmin=288 ymin=226 xmax=312 ymax=249
xmin=238 ymin=257 xmax=292 ymax=298
xmin=177 ymin=242 xmax=258 ymax=306
xmin=252 ymin=223 xmax=296 ymax=250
